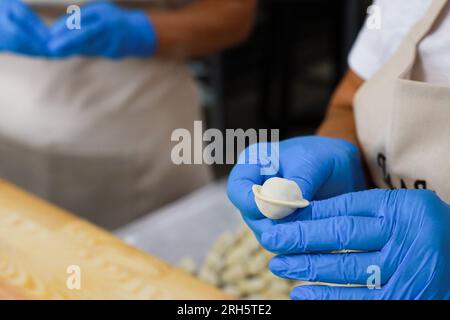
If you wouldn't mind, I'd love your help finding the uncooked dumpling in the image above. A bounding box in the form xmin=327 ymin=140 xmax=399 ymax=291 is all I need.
xmin=252 ymin=177 xmax=309 ymax=220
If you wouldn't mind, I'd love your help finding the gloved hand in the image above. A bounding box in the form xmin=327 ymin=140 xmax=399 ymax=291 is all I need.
xmin=48 ymin=2 xmax=158 ymax=59
xmin=0 ymin=0 xmax=50 ymax=56
xmin=227 ymin=136 xmax=366 ymax=241
xmin=263 ymin=189 xmax=450 ymax=300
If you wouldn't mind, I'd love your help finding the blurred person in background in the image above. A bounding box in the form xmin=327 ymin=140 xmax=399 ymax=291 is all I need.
xmin=0 ymin=0 xmax=256 ymax=229
xmin=228 ymin=0 xmax=450 ymax=299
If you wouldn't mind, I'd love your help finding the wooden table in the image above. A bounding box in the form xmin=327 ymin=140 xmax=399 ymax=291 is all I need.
xmin=0 ymin=180 xmax=230 ymax=300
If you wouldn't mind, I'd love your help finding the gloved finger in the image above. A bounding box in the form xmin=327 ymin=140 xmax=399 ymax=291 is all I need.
xmin=269 ymin=252 xmax=386 ymax=284
xmin=291 ymin=285 xmax=379 ymax=300
xmin=1 ymin=19 xmax=45 ymax=55
xmin=48 ymin=3 xmax=104 ymax=54
xmin=227 ymin=143 xmax=279 ymax=220
xmin=0 ymin=1 xmax=49 ymax=55
xmin=49 ymin=14 xmax=73 ymax=38
xmin=73 ymin=29 xmax=111 ymax=56
xmin=50 ymin=0 xmax=108 ymax=36
xmin=261 ymin=216 xmax=387 ymax=253
xmin=17 ymin=12 xmax=49 ymax=41
xmin=48 ymin=22 xmax=103 ymax=56
xmin=242 ymin=215 xmax=276 ymax=243
xmin=279 ymin=151 xmax=332 ymax=201
xmin=276 ymin=137 xmax=363 ymax=201
xmin=8 ymin=0 xmax=49 ymax=42
xmin=227 ymin=164 xmax=265 ymax=219
xmin=303 ymin=190 xmax=388 ymax=220
xmin=315 ymin=139 xmax=367 ymax=200
xmin=50 ymin=9 xmax=99 ymax=38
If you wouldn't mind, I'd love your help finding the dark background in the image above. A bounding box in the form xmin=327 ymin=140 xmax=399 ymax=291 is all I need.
xmin=194 ymin=0 xmax=371 ymax=177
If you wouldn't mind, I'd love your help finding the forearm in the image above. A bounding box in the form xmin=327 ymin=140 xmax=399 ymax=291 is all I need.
xmin=147 ymin=0 xmax=257 ymax=58
xmin=316 ymin=69 xmax=364 ymax=146
xmin=317 ymin=69 xmax=374 ymax=186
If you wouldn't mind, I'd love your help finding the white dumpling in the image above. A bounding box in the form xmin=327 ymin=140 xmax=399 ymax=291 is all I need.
xmin=253 ymin=177 xmax=308 ymax=220
xmin=260 ymin=177 xmax=303 ymax=202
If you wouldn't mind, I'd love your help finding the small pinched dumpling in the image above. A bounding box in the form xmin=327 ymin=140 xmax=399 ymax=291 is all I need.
xmin=252 ymin=177 xmax=309 ymax=220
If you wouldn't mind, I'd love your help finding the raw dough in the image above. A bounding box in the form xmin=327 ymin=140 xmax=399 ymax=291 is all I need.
xmin=252 ymin=177 xmax=309 ymax=219
xmin=180 ymin=225 xmax=295 ymax=300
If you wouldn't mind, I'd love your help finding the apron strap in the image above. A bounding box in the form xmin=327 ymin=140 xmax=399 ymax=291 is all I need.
xmin=408 ymin=0 xmax=449 ymax=44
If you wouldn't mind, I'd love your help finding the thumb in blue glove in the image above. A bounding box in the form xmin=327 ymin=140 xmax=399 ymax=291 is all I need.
xmin=0 ymin=0 xmax=50 ymax=56
xmin=262 ymin=189 xmax=450 ymax=300
xmin=48 ymin=2 xmax=158 ymax=59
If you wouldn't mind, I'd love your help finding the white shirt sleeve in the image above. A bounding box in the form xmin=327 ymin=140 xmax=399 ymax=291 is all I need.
xmin=348 ymin=0 xmax=431 ymax=80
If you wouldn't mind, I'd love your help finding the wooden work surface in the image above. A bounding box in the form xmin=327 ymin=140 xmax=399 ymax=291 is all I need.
xmin=0 ymin=180 xmax=230 ymax=300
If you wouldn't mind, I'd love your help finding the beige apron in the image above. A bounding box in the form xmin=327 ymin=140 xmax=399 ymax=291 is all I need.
xmin=0 ymin=2 xmax=211 ymax=229
xmin=355 ymin=0 xmax=450 ymax=203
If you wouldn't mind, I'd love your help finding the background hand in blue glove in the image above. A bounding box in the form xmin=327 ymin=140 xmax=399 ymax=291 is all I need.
xmin=48 ymin=2 xmax=158 ymax=59
xmin=263 ymin=189 xmax=450 ymax=300
xmin=0 ymin=0 xmax=49 ymax=56
xmin=227 ymin=136 xmax=366 ymax=240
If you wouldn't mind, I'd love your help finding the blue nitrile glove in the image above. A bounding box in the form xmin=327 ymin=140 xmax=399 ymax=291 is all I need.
xmin=0 ymin=0 xmax=50 ymax=56
xmin=227 ymin=136 xmax=366 ymax=241
xmin=263 ymin=189 xmax=450 ymax=300
xmin=48 ymin=2 xmax=158 ymax=59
